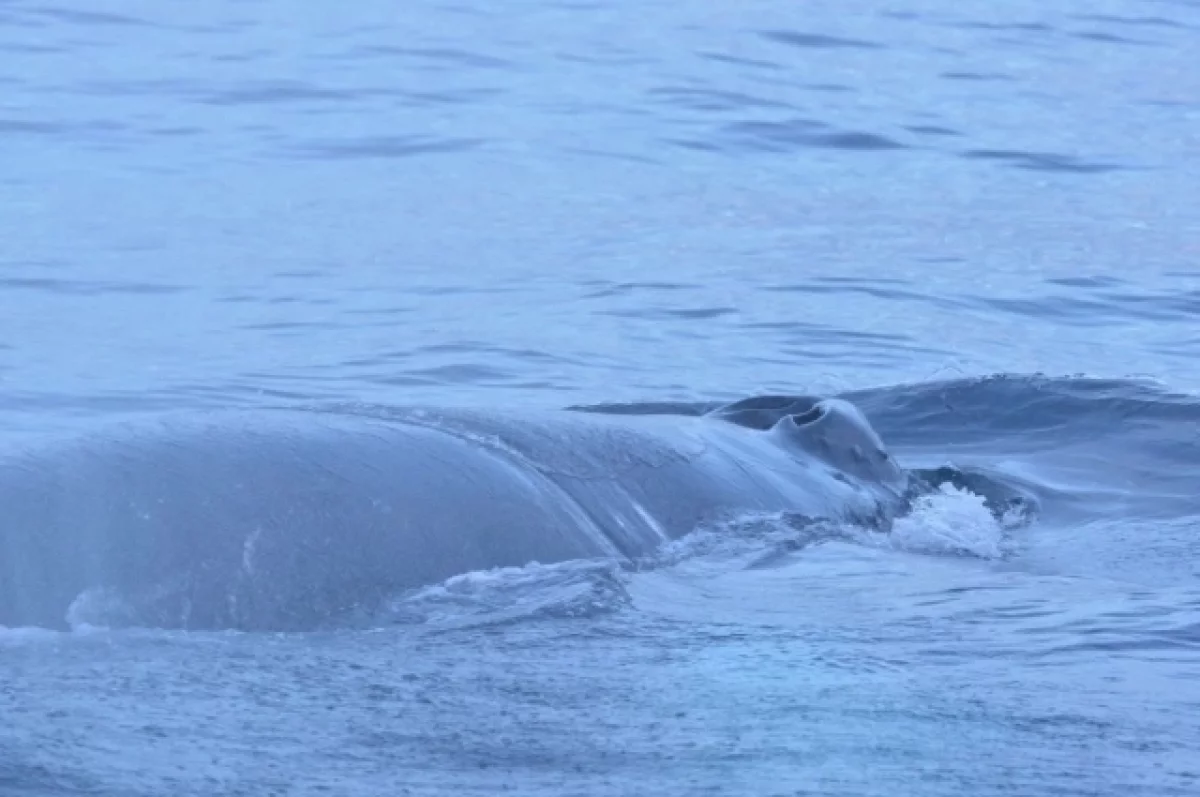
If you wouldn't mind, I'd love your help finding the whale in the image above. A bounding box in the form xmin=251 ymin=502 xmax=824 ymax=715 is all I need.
xmin=0 ymin=395 xmax=910 ymax=632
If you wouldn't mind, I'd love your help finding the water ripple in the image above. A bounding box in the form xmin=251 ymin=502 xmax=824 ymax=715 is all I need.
xmin=0 ymin=277 xmax=184 ymax=296
xmin=30 ymin=7 xmax=152 ymax=28
xmin=678 ymin=119 xmax=907 ymax=154
xmin=358 ymin=45 xmax=516 ymax=71
xmin=759 ymin=30 xmax=885 ymax=50
xmin=961 ymin=149 xmax=1130 ymax=173
xmin=289 ymin=135 xmax=485 ymax=160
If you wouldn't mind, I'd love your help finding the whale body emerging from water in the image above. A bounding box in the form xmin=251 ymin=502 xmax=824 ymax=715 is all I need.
xmin=0 ymin=396 xmax=911 ymax=631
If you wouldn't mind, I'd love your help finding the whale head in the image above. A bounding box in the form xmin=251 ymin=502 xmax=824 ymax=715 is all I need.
xmin=769 ymin=398 xmax=907 ymax=492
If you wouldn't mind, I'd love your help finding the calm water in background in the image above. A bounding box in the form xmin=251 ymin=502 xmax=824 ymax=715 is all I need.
xmin=2 ymin=1 xmax=1200 ymax=795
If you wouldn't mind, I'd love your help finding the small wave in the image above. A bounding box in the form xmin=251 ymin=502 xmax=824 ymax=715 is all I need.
xmin=0 ymin=624 xmax=65 ymax=646
xmin=640 ymin=477 xmax=1024 ymax=574
xmin=373 ymin=558 xmax=632 ymax=631
xmin=639 ymin=511 xmax=859 ymax=571
xmin=844 ymin=373 xmax=1200 ymax=446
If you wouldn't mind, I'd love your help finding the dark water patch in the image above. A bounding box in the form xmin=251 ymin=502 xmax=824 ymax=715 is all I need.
xmin=31 ymin=7 xmax=152 ymax=27
xmin=347 ymin=372 xmax=439 ymax=388
xmin=338 ymin=351 xmax=414 ymax=370
xmin=0 ymin=41 xmax=66 ymax=53
xmin=952 ymin=20 xmax=1056 ymax=33
xmin=667 ymin=138 xmax=718 ymax=153
xmin=1038 ymin=628 xmax=1200 ymax=656
xmin=148 ymin=126 xmax=201 ymax=138
xmin=185 ymin=81 xmax=495 ymax=109
xmin=341 ymin=308 xmax=419 ymax=327
xmin=1045 ymin=276 xmax=1127 ymax=289
xmin=554 ymin=48 xmax=652 ymax=67
xmin=264 ymin=295 xmax=334 ymax=306
xmin=941 ymin=71 xmax=1015 ymax=81
xmin=413 ymin=342 xmax=577 ymax=367
xmin=358 ymin=45 xmax=515 ymax=71
xmin=1072 ymin=14 xmax=1191 ymax=29
xmin=649 ymin=86 xmax=792 ymax=113
xmin=399 ymin=88 xmax=501 ymax=106
xmin=760 ymin=30 xmax=884 ymax=50
xmin=0 ymin=277 xmax=183 ymax=296
xmin=289 ymin=136 xmax=485 ymax=160
xmin=844 ymin=374 xmax=1200 ymax=445
xmin=906 ymin=124 xmax=963 ymax=137
xmin=567 ymin=399 xmax=717 ymax=417
xmin=401 ymin=283 xmax=523 ymax=296
xmin=418 ymin=341 xmax=515 ymax=356
xmin=560 ymin=146 xmax=662 ymax=165
xmin=1100 ymin=290 xmax=1200 ymax=318
xmin=1071 ymin=31 xmax=1155 ymax=45
xmin=979 ymin=286 xmax=1200 ymax=324
xmin=698 ymin=51 xmax=783 ymax=70
xmin=176 ymin=381 xmax=331 ymax=405
xmin=1143 ymin=99 xmax=1199 ymax=108
xmin=2 ymin=258 xmax=73 ymax=271
xmin=0 ymin=758 xmax=99 ymax=796
xmin=0 ymin=117 xmax=130 ymax=142
xmin=979 ymin=296 xmax=1144 ymax=325
xmin=599 ymin=306 xmax=738 ymax=321
xmin=840 ymin=375 xmax=1200 ymax=522
xmin=0 ymin=115 xmax=132 ymax=150
xmin=723 ymin=116 xmax=828 ymax=139
xmin=739 ymin=319 xmax=844 ymax=333
xmin=194 ymin=81 xmax=368 ymax=106
xmin=0 ymin=13 xmax=43 ymax=31
xmin=273 ymin=269 xmax=327 ymax=280
xmin=961 ymin=149 xmax=1128 ymax=174
xmin=1153 ymin=336 xmax=1200 ymax=356
xmin=240 ymin=320 xmax=343 ymax=332
xmin=664 ymin=307 xmax=737 ymax=320
xmin=398 ymin=363 xmax=517 ymax=384
xmin=804 ymin=83 xmax=855 ymax=93
xmin=213 ymin=48 xmax=277 ymax=63
xmin=763 ymin=282 xmax=964 ymax=309
xmin=77 ymin=77 xmax=205 ymax=98
xmin=916 ymin=256 xmax=968 ymax=265
xmin=0 ymin=119 xmax=62 ymax=135
xmin=814 ymin=275 xmax=913 ymax=286
xmin=580 ymin=281 xmax=699 ymax=299
xmin=740 ymin=321 xmax=928 ymax=351
xmin=691 ymin=119 xmax=906 ymax=154
xmin=809 ymin=131 xmax=906 ymax=150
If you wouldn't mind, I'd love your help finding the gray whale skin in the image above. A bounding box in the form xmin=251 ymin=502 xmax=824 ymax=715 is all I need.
xmin=0 ymin=396 xmax=909 ymax=631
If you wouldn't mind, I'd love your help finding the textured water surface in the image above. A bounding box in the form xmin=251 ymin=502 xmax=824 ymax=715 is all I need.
xmin=2 ymin=0 xmax=1199 ymax=794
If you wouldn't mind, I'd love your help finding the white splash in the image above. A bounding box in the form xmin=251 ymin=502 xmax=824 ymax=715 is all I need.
xmin=378 ymin=557 xmax=631 ymax=629
xmin=65 ymin=586 xmax=136 ymax=631
xmin=875 ymin=483 xmax=1015 ymax=560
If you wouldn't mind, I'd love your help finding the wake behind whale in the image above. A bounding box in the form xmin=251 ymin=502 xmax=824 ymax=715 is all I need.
xmin=0 ymin=395 xmax=916 ymax=632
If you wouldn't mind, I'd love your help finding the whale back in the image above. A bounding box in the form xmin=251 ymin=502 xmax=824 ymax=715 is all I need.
xmin=0 ymin=411 xmax=622 ymax=631
xmin=0 ymin=397 xmax=911 ymax=631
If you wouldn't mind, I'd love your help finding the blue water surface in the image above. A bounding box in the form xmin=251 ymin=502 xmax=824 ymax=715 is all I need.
xmin=2 ymin=0 xmax=1199 ymax=795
